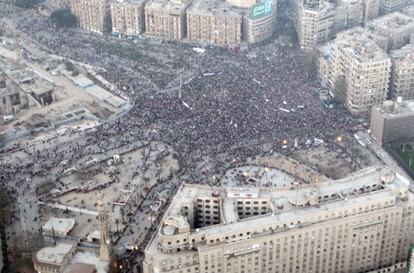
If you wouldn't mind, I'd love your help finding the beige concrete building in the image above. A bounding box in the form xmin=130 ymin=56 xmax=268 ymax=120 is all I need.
xmin=319 ymin=28 xmax=391 ymax=114
xmin=367 ymin=12 xmax=414 ymax=51
xmin=145 ymin=0 xmax=192 ymax=40
xmin=390 ymin=44 xmax=414 ymax=99
xmin=381 ymin=0 xmax=414 ymax=14
xmin=111 ymin=0 xmax=147 ymax=36
xmin=409 ymin=247 xmax=414 ymax=273
xmin=186 ymin=0 xmax=243 ymax=46
xmin=363 ymin=0 xmax=380 ymax=21
xmin=370 ymin=97 xmax=414 ymax=144
xmin=243 ymin=0 xmax=277 ymax=44
xmin=42 ymin=217 xmax=76 ymax=238
xmin=0 ymin=59 xmax=55 ymax=115
xmin=333 ymin=0 xmax=363 ymax=33
xmin=33 ymin=243 xmax=76 ymax=273
xmin=70 ymin=0 xmax=109 ymax=34
xmin=292 ymin=0 xmax=335 ymax=51
xmin=144 ymin=167 xmax=414 ymax=273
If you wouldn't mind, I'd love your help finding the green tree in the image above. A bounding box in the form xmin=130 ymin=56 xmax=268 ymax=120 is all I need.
xmin=103 ymin=14 xmax=112 ymax=34
xmin=65 ymin=60 xmax=74 ymax=71
xmin=50 ymin=9 xmax=77 ymax=28
xmin=303 ymin=50 xmax=319 ymax=76
xmin=333 ymin=76 xmax=347 ymax=104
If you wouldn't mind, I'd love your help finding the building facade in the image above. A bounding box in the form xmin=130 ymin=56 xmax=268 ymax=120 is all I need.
xmin=243 ymin=0 xmax=277 ymax=44
xmin=144 ymin=167 xmax=414 ymax=273
xmin=0 ymin=59 xmax=55 ymax=115
xmin=33 ymin=243 xmax=76 ymax=273
xmin=333 ymin=0 xmax=363 ymax=33
xmin=145 ymin=0 xmax=192 ymax=40
xmin=363 ymin=0 xmax=380 ymax=21
xmin=367 ymin=12 xmax=414 ymax=51
xmin=370 ymin=98 xmax=414 ymax=144
xmin=111 ymin=0 xmax=147 ymax=36
xmin=292 ymin=0 xmax=335 ymax=51
xmin=390 ymin=44 xmax=414 ymax=99
xmin=186 ymin=0 xmax=242 ymax=46
xmin=70 ymin=0 xmax=109 ymax=34
xmin=319 ymin=29 xmax=391 ymax=114
xmin=381 ymin=0 xmax=414 ymax=14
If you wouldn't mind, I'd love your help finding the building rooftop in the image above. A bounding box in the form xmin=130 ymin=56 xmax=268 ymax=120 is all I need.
xmin=303 ymin=0 xmax=333 ymax=12
xmin=145 ymin=0 xmax=192 ymax=14
xmin=69 ymin=251 xmax=108 ymax=273
xmin=368 ymin=12 xmax=414 ymax=33
xmin=146 ymin=166 xmax=411 ymax=258
xmin=66 ymin=263 xmax=96 ymax=273
xmin=373 ymin=98 xmax=414 ymax=117
xmin=391 ymin=44 xmax=414 ymax=65
xmin=335 ymin=29 xmax=389 ymax=63
xmin=35 ymin=243 xmax=75 ymax=266
xmin=187 ymin=0 xmax=243 ymax=17
xmin=111 ymin=0 xmax=146 ymax=5
xmin=42 ymin=217 xmax=76 ymax=236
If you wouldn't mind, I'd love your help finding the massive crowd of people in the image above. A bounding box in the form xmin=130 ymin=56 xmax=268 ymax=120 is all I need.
xmin=0 ymin=4 xmax=362 ymax=205
xmin=0 ymin=5 xmax=362 ymax=269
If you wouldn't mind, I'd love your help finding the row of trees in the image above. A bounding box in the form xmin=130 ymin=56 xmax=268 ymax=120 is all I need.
xmin=49 ymin=9 xmax=112 ymax=33
xmin=15 ymin=0 xmax=38 ymax=8
xmin=50 ymin=9 xmax=77 ymax=28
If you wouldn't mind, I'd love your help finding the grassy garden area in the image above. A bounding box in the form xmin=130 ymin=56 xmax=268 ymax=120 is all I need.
xmin=389 ymin=143 xmax=414 ymax=174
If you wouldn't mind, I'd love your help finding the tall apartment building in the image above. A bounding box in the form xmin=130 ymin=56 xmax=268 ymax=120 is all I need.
xmin=186 ymin=0 xmax=243 ymax=46
xmin=363 ymin=0 xmax=380 ymax=21
xmin=367 ymin=12 xmax=414 ymax=51
xmin=319 ymin=29 xmax=391 ymax=114
xmin=409 ymin=247 xmax=414 ymax=273
xmin=333 ymin=0 xmax=363 ymax=33
xmin=390 ymin=44 xmax=414 ymax=99
xmin=243 ymin=0 xmax=277 ymax=44
xmin=111 ymin=0 xmax=147 ymax=36
xmin=143 ymin=167 xmax=414 ymax=273
xmin=292 ymin=0 xmax=335 ymax=51
xmin=370 ymin=97 xmax=414 ymax=144
xmin=381 ymin=0 xmax=414 ymax=14
xmin=70 ymin=0 xmax=109 ymax=34
xmin=145 ymin=0 xmax=192 ymax=40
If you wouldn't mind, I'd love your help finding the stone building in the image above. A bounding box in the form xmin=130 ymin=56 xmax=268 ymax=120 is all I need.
xmin=390 ymin=44 xmax=414 ymax=99
xmin=367 ymin=12 xmax=414 ymax=51
xmin=186 ymin=0 xmax=242 ymax=46
xmin=370 ymin=98 xmax=414 ymax=144
xmin=145 ymin=0 xmax=193 ymax=40
xmin=144 ymin=167 xmax=414 ymax=273
xmin=70 ymin=0 xmax=109 ymax=34
xmin=318 ymin=28 xmax=391 ymax=114
xmin=292 ymin=0 xmax=335 ymax=51
xmin=243 ymin=0 xmax=277 ymax=44
xmin=111 ymin=0 xmax=147 ymax=36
